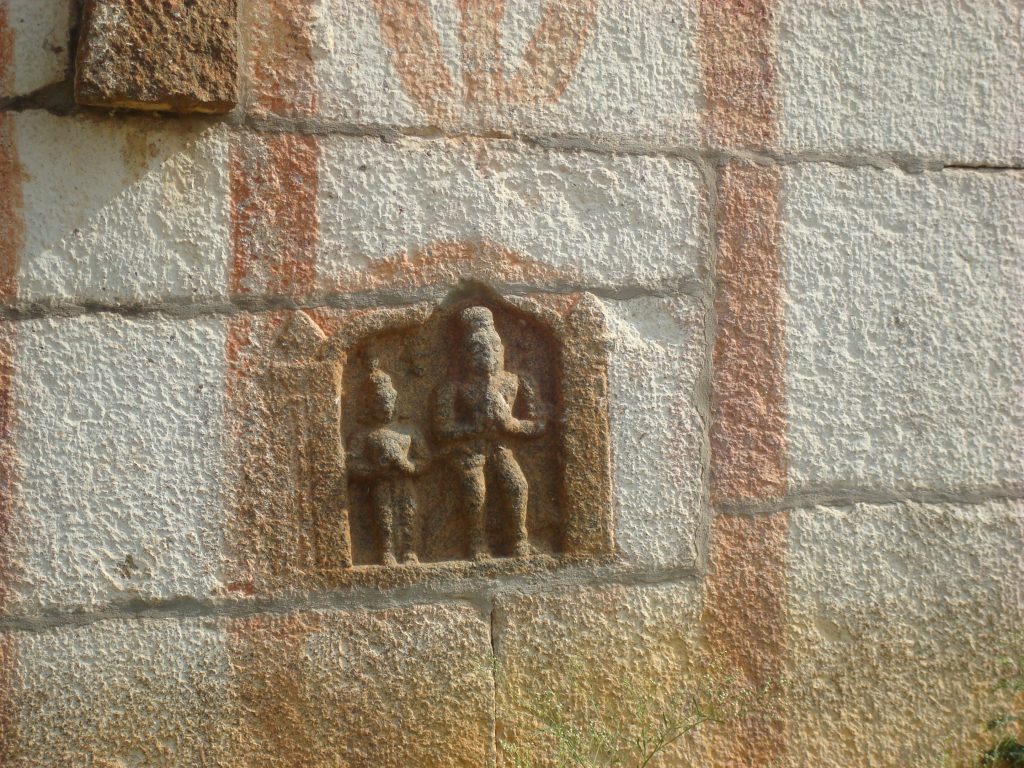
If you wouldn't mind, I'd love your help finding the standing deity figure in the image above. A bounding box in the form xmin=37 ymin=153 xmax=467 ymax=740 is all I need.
xmin=434 ymin=306 xmax=548 ymax=560
xmin=347 ymin=364 xmax=428 ymax=565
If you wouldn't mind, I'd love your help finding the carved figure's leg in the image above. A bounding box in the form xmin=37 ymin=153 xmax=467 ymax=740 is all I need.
xmin=458 ymin=457 xmax=488 ymax=560
xmin=492 ymin=447 xmax=530 ymax=557
xmin=395 ymin=478 xmax=418 ymax=565
xmin=371 ymin=481 xmax=397 ymax=566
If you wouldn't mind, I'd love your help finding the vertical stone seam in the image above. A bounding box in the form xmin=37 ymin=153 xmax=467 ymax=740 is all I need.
xmin=698 ymin=1 xmax=789 ymax=765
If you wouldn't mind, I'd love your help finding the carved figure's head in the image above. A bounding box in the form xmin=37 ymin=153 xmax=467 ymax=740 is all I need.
xmin=459 ymin=306 xmax=504 ymax=376
xmin=366 ymin=362 xmax=398 ymax=423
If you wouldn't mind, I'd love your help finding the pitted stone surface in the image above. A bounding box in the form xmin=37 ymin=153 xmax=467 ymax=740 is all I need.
xmin=225 ymin=604 xmax=493 ymax=767
xmin=779 ymin=0 xmax=1024 ymax=164
xmin=248 ymin=0 xmax=701 ymax=146
xmin=8 ymin=111 xmax=231 ymax=307
xmin=75 ymin=0 xmax=238 ymax=113
xmin=607 ymin=296 xmax=704 ymax=568
xmin=494 ymin=582 xmax=706 ymax=766
xmin=6 ymin=314 xmax=226 ymax=612
xmin=3 ymin=619 xmax=230 ymax=766
xmin=0 ymin=603 xmax=493 ymax=766
xmin=786 ymin=500 xmax=1024 ymax=765
xmin=0 ymin=0 xmax=72 ymax=100
xmin=783 ymin=165 xmax=1024 ymax=496
xmin=315 ymin=136 xmax=707 ymax=294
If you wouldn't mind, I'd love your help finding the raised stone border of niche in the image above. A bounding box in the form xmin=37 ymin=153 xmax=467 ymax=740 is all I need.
xmin=223 ymin=285 xmax=615 ymax=597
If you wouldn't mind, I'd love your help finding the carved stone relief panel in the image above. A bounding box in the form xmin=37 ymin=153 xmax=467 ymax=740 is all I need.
xmin=230 ymin=285 xmax=612 ymax=586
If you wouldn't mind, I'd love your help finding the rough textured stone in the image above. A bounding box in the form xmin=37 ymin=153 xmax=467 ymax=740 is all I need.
xmin=5 ymin=111 xmax=230 ymax=308
xmin=710 ymin=161 xmax=786 ymax=504
xmin=697 ymin=0 xmax=778 ymax=151
xmin=225 ymin=604 xmax=493 ymax=767
xmin=494 ymin=582 xmax=706 ymax=766
xmin=783 ymin=165 xmax=1024 ymax=497
xmin=2 ymin=619 xmax=230 ymax=766
xmin=315 ymin=136 xmax=707 ymax=294
xmin=5 ymin=314 xmax=226 ymax=612
xmin=0 ymin=602 xmax=493 ymax=766
xmin=0 ymin=0 xmax=71 ymax=100
xmin=779 ymin=0 xmax=1024 ymax=164
xmin=224 ymin=290 xmax=613 ymax=596
xmin=701 ymin=511 xmax=789 ymax=764
xmin=786 ymin=500 xmax=1024 ymax=765
xmin=607 ymin=296 xmax=704 ymax=569
xmin=76 ymin=0 xmax=238 ymax=113
xmin=245 ymin=0 xmax=701 ymax=146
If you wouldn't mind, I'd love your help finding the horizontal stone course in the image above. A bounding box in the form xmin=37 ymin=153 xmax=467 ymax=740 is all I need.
xmin=248 ymin=0 xmax=701 ymax=149
xmin=2 ymin=295 xmax=703 ymax=613
xmin=314 ymin=134 xmax=708 ymax=296
xmin=0 ymin=602 xmax=492 ymax=766
xmin=783 ymin=165 xmax=1024 ymax=498
xmin=2 ymin=113 xmax=706 ymax=308
xmin=237 ymin=0 xmax=1022 ymax=163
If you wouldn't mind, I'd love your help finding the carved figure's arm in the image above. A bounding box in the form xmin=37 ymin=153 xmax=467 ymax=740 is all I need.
xmin=501 ymin=375 xmax=548 ymax=438
xmin=407 ymin=429 xmax=431 ymax=475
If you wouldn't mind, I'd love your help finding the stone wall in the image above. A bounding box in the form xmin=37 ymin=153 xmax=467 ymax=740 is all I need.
xmin=0 ymin=1 xmax=1021 ymax=765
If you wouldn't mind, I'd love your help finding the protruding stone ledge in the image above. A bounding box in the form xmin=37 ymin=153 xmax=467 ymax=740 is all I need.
xmin=74 ymin=0 xmax=238 ymax=114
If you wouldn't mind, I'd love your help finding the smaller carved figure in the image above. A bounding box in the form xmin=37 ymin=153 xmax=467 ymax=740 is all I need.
xmin=346 ymin=363 xmax=428 ymax=565
xmin=434 ymin=306 xmax=548 ymax=560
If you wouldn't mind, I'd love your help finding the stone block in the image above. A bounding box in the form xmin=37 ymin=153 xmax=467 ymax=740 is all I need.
xmin=245 ymin=0 xmax=701 ymax=147
xmin=607 ymin=296 xmax=704 ymax=569
xmin=786 ymin=500 xmax=1024 ymax=765
xmin=4 ymin=111 xmax=230 ymax=308
xmin=75 ymin=0 xmax=238 ymax=113
xmin=315 ymin=135 xmax=707 ymax=295
xmin=0 ymin=602 xmax=493 ymax=766
xmin=0 ymin=0 xmax=71 ymax=100
xmin=5 ymin=313 xmax=226 ymax=612
xmin=1 ymin=618 xmax=230 ymax=766
xmin=224 ymin=604 xmax=493 ymax=766
xmin=493 ymin=582 xmax=705 ymax=766
xmin=778 ymin=0 xmax=1024 ymax=164
xmin=783 ymin=165 xmax=1024 ymax=497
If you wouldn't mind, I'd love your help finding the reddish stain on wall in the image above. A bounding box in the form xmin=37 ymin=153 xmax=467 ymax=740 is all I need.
xmin=507 ymin=0 xmax=598 ymax=105
xmin=698 ymin=0 xmax=779 ymax=150
xmin=373 ymin=0 xmax=456 ymax=121
xmin=0 ymin=8 xmax=19 ymax=759
xmin=709 ymin=161 xmax=786 ymax=503
xmin=228 ymin=1 xmax=323 ymax=753
xmin=699 ymin=2 xmax=789 ymax=766
xmin=229 ymin=133 xmax=320 ymax=299
xmin=227 ymin=614 xmax=321 ymax=767
xmin=246 ymin=0 xmax=320 ymax=118
xmin=373 ymin=0 xmax=597 ymax=121
xmin=702 ymin=512 xmax=789 ymax=765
